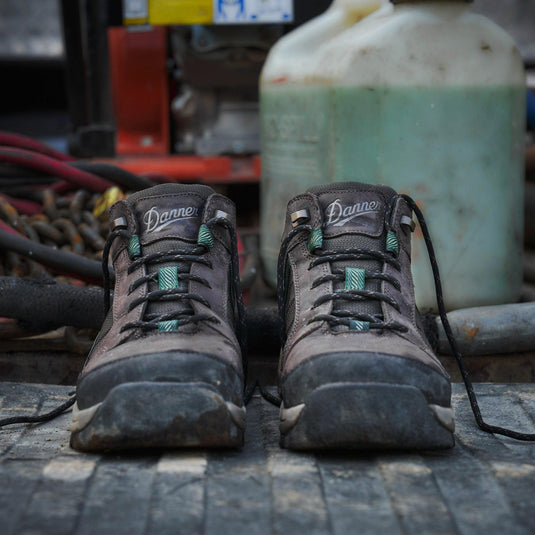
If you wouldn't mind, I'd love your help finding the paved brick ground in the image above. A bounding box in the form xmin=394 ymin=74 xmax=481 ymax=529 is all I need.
xmin=1 ymin=382 xmax=535 ymax=535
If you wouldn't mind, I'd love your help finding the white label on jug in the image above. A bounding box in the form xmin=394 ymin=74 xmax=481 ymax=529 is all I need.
xmin=213 ymin=0 xmax=293 ymax=24
xmin=123 ymin=0 xmax=148 ymax=19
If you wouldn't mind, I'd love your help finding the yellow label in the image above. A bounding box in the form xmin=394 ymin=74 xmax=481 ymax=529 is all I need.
xmin=149 ymin=0 xmax=213 ymax=25
xmin=93 ymin=187 xmax=125 ymax=221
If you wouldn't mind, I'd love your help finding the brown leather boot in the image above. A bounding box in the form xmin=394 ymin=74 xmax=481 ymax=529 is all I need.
xmin=71 ymin=184 xmax=246 ymax=451
xmin=277 ymin=182 xmax=454 ymax=450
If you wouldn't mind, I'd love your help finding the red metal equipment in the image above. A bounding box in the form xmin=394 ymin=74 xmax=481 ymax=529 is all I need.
xmin=99 ymin=155 xmax=261 ymax=183
xmin=106 ymin=25 xmax=261 ymax=184
xmin=108 ymin=26 xmax=170 ymax=155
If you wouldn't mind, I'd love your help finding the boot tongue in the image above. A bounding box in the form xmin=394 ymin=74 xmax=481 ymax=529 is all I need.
xmin=309 ymin=184 xmax=396 ymax=325
xmin=316 ymin=188 xmax=388 ymax=239
xmin=133 ymin=191 xmax=207 ymax=246
xmin=126 ymin=185 xmax=214 ymax=325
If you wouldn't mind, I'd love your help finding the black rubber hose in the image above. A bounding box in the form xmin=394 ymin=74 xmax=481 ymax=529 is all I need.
xmin=0 ymin=277 xmax=105 ymax=330
xmin=69 ymin=162 xmax=155 ymax=191
xmin=0 ymin=276 xmax=282 ymax=352
xmin=0 ymin=148 xmax=112 ymax=192
xmin=0 ymin=177 xmax=57 ymax=188
xmin=0 ymin=225 xmax=106 ymax=283
xmin=0 ymin=183 xmax=57 ymax=198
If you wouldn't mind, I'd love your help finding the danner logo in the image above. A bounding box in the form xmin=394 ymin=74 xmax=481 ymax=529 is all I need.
xmin=143 ymin=205 xmax=199 ymax=233
xmin=325 ymin=198 xmax=380 ymax=227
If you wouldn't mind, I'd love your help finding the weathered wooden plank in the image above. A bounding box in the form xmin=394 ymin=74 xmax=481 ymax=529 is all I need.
xmin=259 ymin=394 xmax=331 ymax=535
xmin=0 ymin=383 xmax=73 ymax=460
xmin=74 ymin=457 xmax=157 ymax=535
xmin=451 ymin=387 xmax=514 ymax=457
xmin=489 ymin=460 xmax=535 ymax=533
xmin=0 ymin=383 xmax=49 ymax=456
xmin=144 ymin=453 xmax=206 ymax=535
xmin=269 ymin=454 xmax=331 ymax=535
xmin=204 ymin=395 xmax=271 ymax=535
xmin=0 ymin=459 xmax=48 ymax=535
xmin=0 ymin=382 xmax=535 ymax=535
xmin=16 ymin=456 xmax=97 ymax=535
xmin=423 ymin=447 xmax=528 ymax=535
xmin=4 ymin=409 xmax=72 ymax=460
xmin=379 ymin=456 xmax=458 ymax=534
xmin=317 ymin=456 xmax=401 ymax=535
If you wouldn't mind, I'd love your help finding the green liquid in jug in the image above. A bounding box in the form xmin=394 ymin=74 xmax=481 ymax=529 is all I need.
xmin=261 ymin=85 xmax=525 ymax=309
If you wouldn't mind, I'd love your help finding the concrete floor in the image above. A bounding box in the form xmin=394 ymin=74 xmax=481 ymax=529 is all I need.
xmin=1 ymin=382 xmax=535 ymax=535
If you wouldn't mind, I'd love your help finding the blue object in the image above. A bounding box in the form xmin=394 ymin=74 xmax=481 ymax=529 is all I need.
xmin=527 ymin=90 xmax=535 ymax=131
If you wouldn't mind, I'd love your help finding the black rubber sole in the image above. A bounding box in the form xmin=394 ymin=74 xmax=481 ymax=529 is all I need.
xmin=75 ymin=352 xmax=244 ymax=409
xmin=280 ymin=382 xmax=455 ymax=451
xmin=70 ymin=381 xmax=245 ymax=452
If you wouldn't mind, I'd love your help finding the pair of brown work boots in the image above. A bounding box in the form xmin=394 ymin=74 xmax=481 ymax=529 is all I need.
xmin=70 ymin=182 xmax=455 ymax=452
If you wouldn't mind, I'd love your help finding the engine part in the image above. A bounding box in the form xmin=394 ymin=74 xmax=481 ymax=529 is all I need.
xmin=170 ymin=25 xmax=282 ymax=155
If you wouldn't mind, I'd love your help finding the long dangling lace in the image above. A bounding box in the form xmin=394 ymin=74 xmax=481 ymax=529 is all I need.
xmin=402 ymin=195 xmax=535 ymax=441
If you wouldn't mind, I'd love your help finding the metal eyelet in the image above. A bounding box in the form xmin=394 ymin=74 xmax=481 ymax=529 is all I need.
xmin=215 ymin=210 xmax=231 ymax=221
xmin=112 ymin=217 xmax=128 ymax=231
xmin=400 ymin=215 xmax=415 ymax=232
xmin=290 ymin=209 xmax=310 ymax=228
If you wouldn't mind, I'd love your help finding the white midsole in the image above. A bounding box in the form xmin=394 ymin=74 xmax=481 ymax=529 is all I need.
xmin=279 ymin=402 xmax=305 ymax=434
xmin=226 ymin=402 xmax=247 ymax=429
xmin=70 ymin=398 xmax=246 ymax=433
xmin=429 ymin=404 xmax=456 ymax=433
xmin=279 ymin=401 xmax=455 ymax=434
xmin=71 ymin=401 xmax=102 ymax=433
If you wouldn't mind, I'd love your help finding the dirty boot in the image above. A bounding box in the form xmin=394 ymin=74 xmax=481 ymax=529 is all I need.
xmin=277 ymin=182 xmax=454 ymax=450
xmin=70 ymin=184 xmax=246 ymax=451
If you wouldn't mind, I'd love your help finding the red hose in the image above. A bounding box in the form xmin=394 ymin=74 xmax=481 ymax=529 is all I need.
xmin=0 ymin=132 xmax=74 ymax=161
xmin=0 ymin=147 xmax=113 ymax=193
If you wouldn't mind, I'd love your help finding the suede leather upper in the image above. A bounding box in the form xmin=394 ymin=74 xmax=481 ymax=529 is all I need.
xmin=77 ymin=184 xmax=244 ymax=399
xmin=279 ymin=183 xmax=450 ymax=402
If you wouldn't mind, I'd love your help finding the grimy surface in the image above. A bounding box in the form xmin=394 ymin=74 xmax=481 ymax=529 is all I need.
xmin=1 ymin=382 xmax=535 ymax=535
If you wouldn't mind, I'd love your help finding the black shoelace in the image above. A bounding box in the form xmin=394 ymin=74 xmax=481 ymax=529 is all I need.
xmin=107 ymin=215 xmax=247 ymax=363
xmin=0 ymin=392 xmax=77 ymax=427
xmin=307 ymin=248 xmax=407 ymax=332
xmin=276 ymin=224 xmax=406 ymax=342
xmin=103 ymin=231 xmax=218 ymax=333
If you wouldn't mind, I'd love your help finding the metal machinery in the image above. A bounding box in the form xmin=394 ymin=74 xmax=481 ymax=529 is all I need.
xmin=60 ymin=0 xmax=331 ymax=185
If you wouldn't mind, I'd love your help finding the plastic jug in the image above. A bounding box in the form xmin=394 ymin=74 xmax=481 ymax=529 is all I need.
xmin=259 ymin=0 xmax=385 ymax=288
xmin=262 ymin=0 xmax=526 ymax=311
